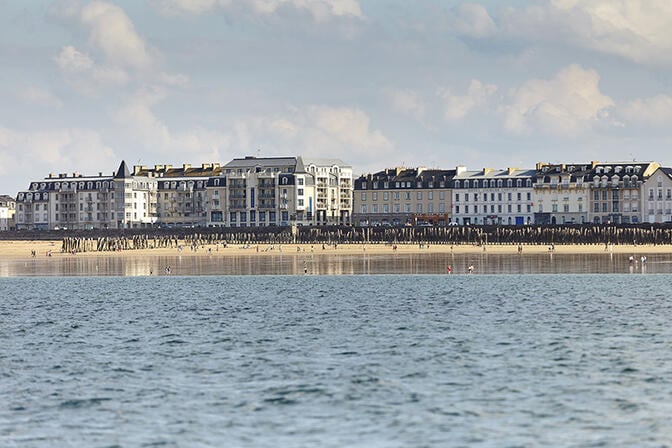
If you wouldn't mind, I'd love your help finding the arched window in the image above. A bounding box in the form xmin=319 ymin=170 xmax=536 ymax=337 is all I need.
xmin=454 ymin=180 xmax=460 ymax=189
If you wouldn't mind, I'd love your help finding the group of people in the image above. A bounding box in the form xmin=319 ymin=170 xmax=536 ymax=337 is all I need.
xmin=446 ymin=264 xmax=475 ymax=274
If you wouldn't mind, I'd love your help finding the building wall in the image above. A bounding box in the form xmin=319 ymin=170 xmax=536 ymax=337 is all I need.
xmin=452 ymin=168 xmax=535 ymax=225
xmin=642 ymin=169 xmax=672 ymax=223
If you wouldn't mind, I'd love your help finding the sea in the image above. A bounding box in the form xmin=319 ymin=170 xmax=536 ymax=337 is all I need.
xmin=2 ymin=255 xmax=672 ymax=447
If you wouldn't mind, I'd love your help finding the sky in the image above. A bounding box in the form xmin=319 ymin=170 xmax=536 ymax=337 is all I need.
xmin=1 ymin=0 xmax=672 ymax=194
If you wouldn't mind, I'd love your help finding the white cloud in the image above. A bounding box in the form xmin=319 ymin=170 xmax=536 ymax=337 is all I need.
xmin=0 ymin=127 xmax=116 ymax=182
xmin=113 ymin=88 xmax=231 ymax=161
xmin=438 ymin=80 xmax=497 ymax=121
xmin=55 ymin=46 xmax=129 ymax=94
xmin=503 ymin=0 xmax=672 ymax=66
xmin=617 ymin=94 xmax=672 ymax=126
xmin=17 ymin=87 xmax=63 ymax=109
xmin=387 ymin=89 xmax=426 ymax=120
xmin=502 ymin=64 xmax=613 ymax=135
xmin=448 ymin=3 xmax=496 ymax=38
xmin=80 ymin=1 xmax=153 ymax=69
xmin=151 ymin=0 xmax=363 ymax=21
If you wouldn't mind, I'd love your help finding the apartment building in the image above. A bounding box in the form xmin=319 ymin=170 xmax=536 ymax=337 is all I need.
xmin=0 ymin=195 xmax=16 ymax=231
xmin=585 ymin=162 xmax=658 ymax=224
xmin=641 ymin=166 xmax=672 ymax=223
xmin=133 ymin=163 xmax=221 ymax=227
xmin=452 ymin=166 xmax=536 ymax=225
xmin=15 ymin=161 xmax=157 ymax=230
xmin=303 ymin=158 xmax=353 ymax=225
xmin=533 ymin=162 xmax=591 ymax=225
xmin=353 ymin=167 xmax=455 ymax=226
xmin=211 ymin=156 xmax=352 ymax=227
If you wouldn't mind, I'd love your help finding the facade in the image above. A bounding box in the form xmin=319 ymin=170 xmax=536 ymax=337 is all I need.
xmin=15 ymin=161 xmax=157 ymax=230
xmin=641 ymin=166 xmax=672 ymax=223
xmin=0 ymin=195 xmax=16 ymax=231
xmin=303 ymin=159 xmax=353 ymax=225
xmin=452 ymin=167 xmax=536 ymax=225
xmin=585 ymin=162 xmax=658 ymax=224
xmin=134 ymin=163 xmax=221 ymax=227
xmin=353 ymin=167 xmax=454 ymax=226
xmin=533 ymin=162 xmax=591 ymax=225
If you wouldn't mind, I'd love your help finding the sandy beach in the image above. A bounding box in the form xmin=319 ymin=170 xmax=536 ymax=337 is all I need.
xmin=3 ymin=239 xmax=672 ymax=261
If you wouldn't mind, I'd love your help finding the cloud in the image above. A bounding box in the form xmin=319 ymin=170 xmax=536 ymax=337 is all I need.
xmin=502 ymin=64 xmax=613 ymax=135
xmin=617 ymin=94 xmax=672 ymax=127
xmin=386 ymin=89 xmax=426 ymax=121
xmin=448 ymin=3 xmax=496 ymax=38
xmin=151 ymin=0 xmax=363 ymax=21
xmin=502 ymin=0 xmax=672 ymax=66
xmin=17 ymin=87 xmax=63 ymax=109
xmin=80 ymin=1 xmax=153 ymax=69
xmin=113 ymin=88 xmax=230 ymax=161
xmin=438 ymin=80 xmax=497 ymax=121
xmin=0 ymin=127 xmax=116 ymax=186
xmin=55 ymin=45 xmax=129 ymax=94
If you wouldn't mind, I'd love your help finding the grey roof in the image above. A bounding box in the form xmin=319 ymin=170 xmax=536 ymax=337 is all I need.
xmin=302 ymin=158 xmax=351 ymax=168
xmin=223 ymin=156 xmax=298 ymax=169
xmin=114 ymin=160 xmax=131 ymax=179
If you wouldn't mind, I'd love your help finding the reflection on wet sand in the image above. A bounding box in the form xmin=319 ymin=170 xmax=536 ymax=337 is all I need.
xmin=2 ymin=252 xmax=672 ymax=276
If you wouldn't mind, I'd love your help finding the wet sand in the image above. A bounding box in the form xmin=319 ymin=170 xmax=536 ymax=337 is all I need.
xmin=3 ymin=239 xmax=672 ymax=260
xmin=1 ymin=240 xmax=671 ymax=276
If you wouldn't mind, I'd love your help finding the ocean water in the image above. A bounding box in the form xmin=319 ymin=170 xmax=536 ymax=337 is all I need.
xmin=2 ymin=275 xmax=672 ymax=447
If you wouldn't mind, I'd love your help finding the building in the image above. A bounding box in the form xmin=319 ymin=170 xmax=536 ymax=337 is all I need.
xmin=452 ymin=166 xmax=536 ymax=225
xmin=641 ymin=166 xmax=672 ymax=223
xmin=0 ymin=195 xmax=16 ymax=231
xmin=15 ymin=161 xmax=157 ymax=230
xmin=353 ymin=167 xmax=455 ymax=226
xmin=533 ymin=162 xmax=592 ymax=225
xmin=210 ymin=156 xmax=353 ymax=227
xmin=133 ymin=163 xmax=221 ymax=228
xmin=303 ymin=158 xmax=353 ymax=225
xmin=585 ymin=162 xmax=658 ymax=224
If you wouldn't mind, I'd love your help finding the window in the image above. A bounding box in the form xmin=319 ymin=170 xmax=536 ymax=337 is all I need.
xmin=455 ymin=193 xmax=460 ymax=202
xmin=416 ymin=204 xmax=422 ymax=213
xmin=383 ymin=192 xmax=389 ymax=201
xmin=298 ymin=188 xmax=304 ymax=196
xmin=361 ymin=192 xmax=367 ymax=201
xmin=372 ymin=192 xmax=378 ymax=201
xmin=361 ymin=205 xmax=368 ymax=214
xmin=298 ymin=178 xmax=304 ymax=185
xmin=428 ymin=191 xmax=433 ymax=200
xmin=417 ymin=191 xmax=422 ymax=200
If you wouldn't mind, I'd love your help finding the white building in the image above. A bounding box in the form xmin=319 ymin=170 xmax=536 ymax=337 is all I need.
xmin=641 ymin=166 xmax=672 ymax=223
xmin=15 ymin=161 xmax=157 ymax=230
xmin=0 ymin=195 xmax=16 ymax=231
xmin=452 ymin=166 xmax=535 ymax=225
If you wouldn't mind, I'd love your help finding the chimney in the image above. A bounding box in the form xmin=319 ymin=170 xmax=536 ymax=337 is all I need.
xmin=507 ymin=167 xmax=518 ymax=175
xmin=183 ymin=164 xmax=191 ymax=170
xmin=456 ymin=165 xmax=467 ymax=175
xmin=483 ymin=168 xmax=493 ymax=175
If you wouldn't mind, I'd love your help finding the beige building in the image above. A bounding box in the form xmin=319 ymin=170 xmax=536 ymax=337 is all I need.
xmin=533 ymin=162 xmax=591 ymax=225
xmin=133 ymin=163 xmax=220 ymax=227
xmin=354 ymin=167 xmax=454 ymax=226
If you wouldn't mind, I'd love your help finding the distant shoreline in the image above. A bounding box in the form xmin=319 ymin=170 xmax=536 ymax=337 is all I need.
xmin=2 ymin=240 xmax=671 ymax=261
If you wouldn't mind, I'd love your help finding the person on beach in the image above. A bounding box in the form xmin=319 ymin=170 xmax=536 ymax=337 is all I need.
xmin=468 ymin=264 xmax=474 ymax=274
xmin=447 ymin=265 xmax=452 ymax=274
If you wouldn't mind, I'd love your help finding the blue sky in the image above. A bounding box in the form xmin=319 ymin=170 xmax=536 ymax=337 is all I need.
xmin=1 ymin=0 xmax=671 ymax=194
